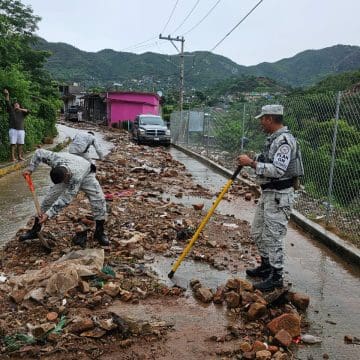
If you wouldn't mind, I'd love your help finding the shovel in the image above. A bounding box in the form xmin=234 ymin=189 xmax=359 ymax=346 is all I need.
xmin=23 ymin=174 xmax=53 ymax=251
xmin=168 ymin=165 xmax=242 ymax=279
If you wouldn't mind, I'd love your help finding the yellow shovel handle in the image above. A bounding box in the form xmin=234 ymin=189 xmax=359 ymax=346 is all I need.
xmin=168 ymin=165 xmax=242 ymax=278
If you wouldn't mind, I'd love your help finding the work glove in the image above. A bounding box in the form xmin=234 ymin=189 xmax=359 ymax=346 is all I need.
xmin=90 ymin=164 xmax=96 ymax=173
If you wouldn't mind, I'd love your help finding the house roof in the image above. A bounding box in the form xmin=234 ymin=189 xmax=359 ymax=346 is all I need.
xmin=107 ymin=91 xmax=160 ymax=99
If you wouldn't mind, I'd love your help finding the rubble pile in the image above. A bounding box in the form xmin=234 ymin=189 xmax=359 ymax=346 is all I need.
xmin=192 ymin=277 xmax=311 ymax=359
xmin=0 ymin=125 xmax=313 ymax=359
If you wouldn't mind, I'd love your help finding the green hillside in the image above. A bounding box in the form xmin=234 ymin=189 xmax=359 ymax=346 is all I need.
xmin=35 ymin=39 xmax=360 ymax=90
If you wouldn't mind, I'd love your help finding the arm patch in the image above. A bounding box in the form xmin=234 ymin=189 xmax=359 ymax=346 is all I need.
xmin=273 ymin=144 xmax=291 ymax=171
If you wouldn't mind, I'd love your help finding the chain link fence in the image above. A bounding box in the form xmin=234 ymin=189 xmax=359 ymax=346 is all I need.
xmin=170 ymin=91 xmax=360 ymax=245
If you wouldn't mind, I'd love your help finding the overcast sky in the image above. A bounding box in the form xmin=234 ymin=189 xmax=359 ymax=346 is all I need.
xmin=24 ymin=0 xmax=360 ymax=66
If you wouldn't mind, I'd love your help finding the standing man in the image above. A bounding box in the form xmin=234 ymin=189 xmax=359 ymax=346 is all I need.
xmin=69 ymin=131 xmax=104 ymax=165
xmin=4 ymin=89 xmax=29 ymax=162
xmin=19 ymin=149 xmax=110 ymax=247
xmin=238 ymin=105 xmax=303 ymax=292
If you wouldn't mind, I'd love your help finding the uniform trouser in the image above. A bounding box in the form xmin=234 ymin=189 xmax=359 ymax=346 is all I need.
xmin=251 ymin=188 xmax=294 ymax=270
xmin=41 ymin=173 xmax=107 ymax=220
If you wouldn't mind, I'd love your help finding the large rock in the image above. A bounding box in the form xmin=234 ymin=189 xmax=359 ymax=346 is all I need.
xmin=46 ymin=266 xmax=79 ymax=296
xmin=239 ymin=341 xmax=252 ymax=352
xmin=243 ymin=351 xmax=256 ymax=359
xmin=32 ymin=323 xmax=55 ymax=338
xmin=103 ymin=282 xmax=120 ymax=297
xmin=226 ymin=277 xmax=253 ymax=292
xmin=273 ymin=351 xmax=289 ymax=359
xmin=213 ymin=286 xmax=225 ymax=304
xmin=248 ymin=302 xmax=267 ymax=320
xmin=289 ymin=292 xmax=310 ymax=310
xmin=274 ymin=329 xmax=293 ymax=347
xmin=67 ymin=318 xmax=95 ymax=334
xmin=256 ymin=350 xmax=272 ymax=360
xmin=195 ymin=287 xmax=213 ymax=303
xmin=130 ymin=246 xmax=145 ymax=259
xmin=267 ymin=313 xmax=301 ymax=337
xmin=252 ymin=340 xmax=267 ymax=352
xmin=10 ymin=289 xmax=27 ymax=304
xmin=225 ymin=291 xmax=240 ymax=308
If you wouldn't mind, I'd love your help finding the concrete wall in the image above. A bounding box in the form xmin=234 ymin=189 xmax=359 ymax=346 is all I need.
xmin=106 ymin=92 xmax=160 ymax=125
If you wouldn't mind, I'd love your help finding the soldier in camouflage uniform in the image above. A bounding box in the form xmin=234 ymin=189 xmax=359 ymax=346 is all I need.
xmin=238 ymin=105 xmax=303 ymax=292
xmin=69 ymin=131 xmax=104 ymax=164
xmin=19 ymin=149 xmax=109 ymax=246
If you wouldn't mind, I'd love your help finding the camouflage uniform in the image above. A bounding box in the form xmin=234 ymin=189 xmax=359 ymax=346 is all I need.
xmin=252 ymin=126 xmax=299 ymax=270
xmin=69 ymin=132 xmax=104 ymax=163
xmin=28 ymin=149 xmax=106 ymax=220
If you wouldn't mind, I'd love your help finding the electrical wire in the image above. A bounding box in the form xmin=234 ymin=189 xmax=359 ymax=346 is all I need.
xmin=181 ymin=0 xmax=221 ymax=36
xmin=121 ymin=0 xmax=179 ymax=52
xmin=120 ymin=36 xmax=158 ymax=52
xmin=210 ymin=0 xmax=264 ymax=52
xmin=161 ymin=0 xmax=180 ymax=34
xmin=171 ymin=0 xmax=201 ymax=34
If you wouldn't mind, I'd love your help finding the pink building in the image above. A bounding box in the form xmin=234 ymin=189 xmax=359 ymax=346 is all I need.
xmin=106 ymin=91 xmax=160 ymax=126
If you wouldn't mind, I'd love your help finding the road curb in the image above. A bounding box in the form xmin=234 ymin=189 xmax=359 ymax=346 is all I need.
xmin=172 ymin=143 xmax=360 ymax=266
xmin=0 ymin=138 xmax=71 ymax=179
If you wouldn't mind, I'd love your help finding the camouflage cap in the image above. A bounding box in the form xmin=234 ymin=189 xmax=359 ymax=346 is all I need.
xmin=255 ymin=104 xmax=284 ymax=119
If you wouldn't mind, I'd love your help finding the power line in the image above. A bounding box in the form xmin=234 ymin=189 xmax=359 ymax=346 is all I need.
xmin=161 ymin=0 xmax=180 ymax=34
xmin=181 ymin=0 xmax=221 ymax=36
xmin=120 ymin=36 xmax=158 ymax=52
xmin=210 ymin=0 xmax=264 ymax=52
xmin=171 ymin=0 xmax=201 ymax=34
xmin=120 ymin=0 xmax=179 ymax=52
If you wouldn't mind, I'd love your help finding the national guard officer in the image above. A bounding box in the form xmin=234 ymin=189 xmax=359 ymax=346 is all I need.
xmin=20 ymin=149 xmax=110 ymax=247
xmin=238 ymin=104 xmax=304 ymax=292
xmin=69 ymin=131 xmax=104 ymax=165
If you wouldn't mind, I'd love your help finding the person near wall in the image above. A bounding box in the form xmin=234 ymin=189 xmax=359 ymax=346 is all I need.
xmin=238 ymin=104 xmax=304 ymax=292
xmin=19 ymin=149 xmax=110 ymax=247
xmin=4 ymin=88 xmax=29 ymax=162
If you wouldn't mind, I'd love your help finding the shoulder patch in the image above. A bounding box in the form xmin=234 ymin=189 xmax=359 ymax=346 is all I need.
xmin=273 ymin=144 xmax=291 ymax=171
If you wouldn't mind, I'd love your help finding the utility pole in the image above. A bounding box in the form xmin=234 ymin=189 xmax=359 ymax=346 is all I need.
xmin=159 ymin=34 xmax=185 ymax=127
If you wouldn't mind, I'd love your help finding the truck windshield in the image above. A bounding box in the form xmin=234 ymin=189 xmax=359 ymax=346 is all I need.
xmin=140 ymin=117 xmax=164 ymax=126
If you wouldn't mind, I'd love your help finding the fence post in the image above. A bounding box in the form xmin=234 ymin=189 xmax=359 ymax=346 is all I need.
xmin=241 ymin=103 xmax=246 ymax=153
xmin=186 ymin=110 xmax=190 ymax=145
xmin=206 ymin=112 xmax=210 ymax=158
xmin=326 ymin=91 xmax=341 ymax=224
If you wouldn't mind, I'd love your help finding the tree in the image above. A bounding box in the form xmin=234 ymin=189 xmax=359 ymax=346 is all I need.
xmin=0 ymin=0 xmax=60 ymax=161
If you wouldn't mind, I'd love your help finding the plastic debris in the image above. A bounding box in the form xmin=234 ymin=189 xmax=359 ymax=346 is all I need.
xmin=4 ymin=333 xmax=35 ymax=352
xmin=300 ymin=334 xmax=322 ymax=344
xmin=51 ymin=315 xmax=67 ymax=335
xmin=102 ymin=265 xmax=116 ymax=277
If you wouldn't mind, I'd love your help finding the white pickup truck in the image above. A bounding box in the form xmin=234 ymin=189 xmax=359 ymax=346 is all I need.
xmin=132 ymin=114 xmax=171 ymax=146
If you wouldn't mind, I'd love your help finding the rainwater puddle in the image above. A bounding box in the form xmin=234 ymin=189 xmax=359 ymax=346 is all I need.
xmin=170 ymin=147 xmax=360 ymax=360
xmin=109 ymin=257 xmax=238 ymax=360
xmin=0 ymin=124 xmax=113 ymax=246
xmin=150 ymin=255 xmax=235 ymax=292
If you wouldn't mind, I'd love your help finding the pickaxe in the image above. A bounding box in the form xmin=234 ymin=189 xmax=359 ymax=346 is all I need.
xmin=23 ymin=173 xmax=53 ymax=251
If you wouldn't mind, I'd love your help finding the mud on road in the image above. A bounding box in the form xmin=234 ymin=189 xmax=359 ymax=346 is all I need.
xmin=0 ymin=124 xmax=347 ymax=360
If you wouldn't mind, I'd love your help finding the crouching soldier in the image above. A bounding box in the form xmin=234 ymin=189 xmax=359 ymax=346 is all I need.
xmin=19 ymin=149 xmax=110 ymax=247
xmin=69 ymin=131 xmax=104 ymax=165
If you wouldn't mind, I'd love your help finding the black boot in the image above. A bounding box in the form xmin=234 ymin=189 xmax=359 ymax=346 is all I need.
xmin=253 ymin=267 xmax=284 ymax=292
xmin=246 ymin=256 xmax=271 ymax=278
xmin=72 ymin=229 xmax=88 ymax=248
xmin=19 ymin=217 xmax=42 ymax=241
xmin=94 ymin=220 xmax=110 ymax=246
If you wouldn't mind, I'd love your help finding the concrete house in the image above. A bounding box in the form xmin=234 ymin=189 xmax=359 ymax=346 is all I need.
xmin=106 ymin=91 xmax=160 ymax=127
